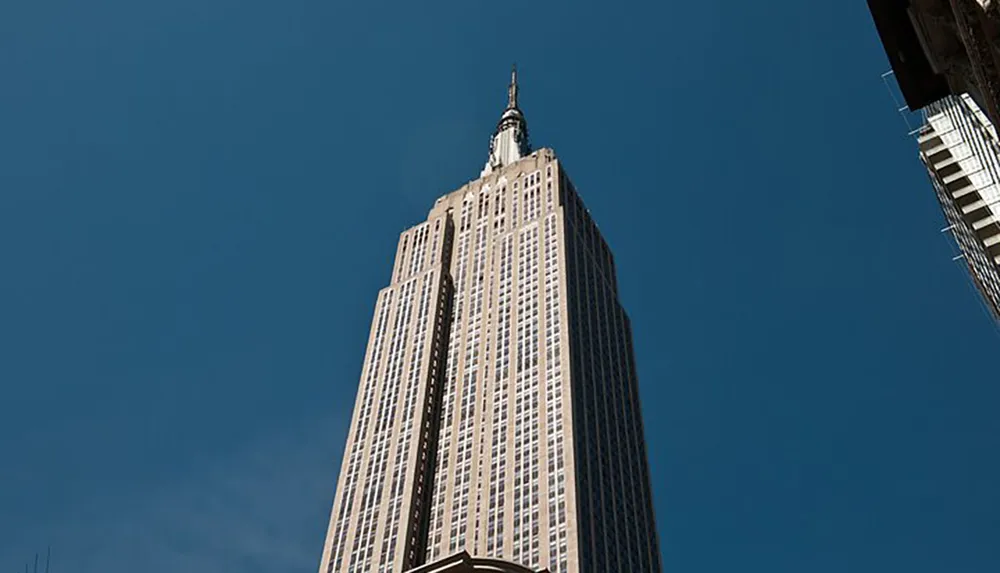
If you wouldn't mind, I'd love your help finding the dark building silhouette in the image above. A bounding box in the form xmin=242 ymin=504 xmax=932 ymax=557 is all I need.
xmin=869 ymin=0 xmax=1000 ymax=128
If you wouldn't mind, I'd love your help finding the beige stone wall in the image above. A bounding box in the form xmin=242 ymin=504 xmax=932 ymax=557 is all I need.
xmin=421 ymin=150 xmax=580 ymax=573
xmin=317 ymin=148 xmax=660 ymax=573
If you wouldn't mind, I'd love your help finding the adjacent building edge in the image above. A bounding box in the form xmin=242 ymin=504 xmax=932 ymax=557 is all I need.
xmin=868 ymin=3 xmax=1000 ymax=322
xmin=868 ymin=0 xmax=1000 ymax=130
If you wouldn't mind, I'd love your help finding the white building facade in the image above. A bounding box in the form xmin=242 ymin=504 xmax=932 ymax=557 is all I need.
xmin=920 ymin=93 xmax=1000 ymax=319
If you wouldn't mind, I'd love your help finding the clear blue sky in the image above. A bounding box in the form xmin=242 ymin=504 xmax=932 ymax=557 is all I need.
xmin=2 ymin=1 xmax=999 ymax=572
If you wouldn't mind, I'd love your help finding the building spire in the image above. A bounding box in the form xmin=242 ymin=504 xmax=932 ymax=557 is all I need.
xmin=508 ymin=64 xmax=519 ymax=109
xmin=482 ymin=65 xmax=530 ymax=177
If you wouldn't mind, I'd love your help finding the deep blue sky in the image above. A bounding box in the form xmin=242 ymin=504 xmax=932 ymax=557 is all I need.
xmin=3 ymin=1 xmax=999 ymax=572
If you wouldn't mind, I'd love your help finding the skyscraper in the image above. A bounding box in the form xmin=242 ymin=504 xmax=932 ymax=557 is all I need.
xmin=919 ymin=93 xmax=1000 ymax=319
xmin=316 ymin=68 xmax=662 ymax=573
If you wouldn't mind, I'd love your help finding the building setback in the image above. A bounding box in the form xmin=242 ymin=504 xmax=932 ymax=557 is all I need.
xmin=315 ymin=68 xmax=662 ymax=573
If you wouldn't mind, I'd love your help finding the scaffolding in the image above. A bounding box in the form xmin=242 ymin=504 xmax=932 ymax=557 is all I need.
xmin=881 ymin=69 xmax=929 ymax=138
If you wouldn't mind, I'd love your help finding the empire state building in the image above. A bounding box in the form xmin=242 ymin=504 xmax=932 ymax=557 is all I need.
xmin=316 ymin=67 xmax=662 ymax=573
